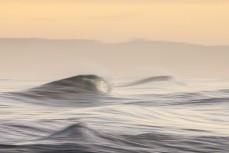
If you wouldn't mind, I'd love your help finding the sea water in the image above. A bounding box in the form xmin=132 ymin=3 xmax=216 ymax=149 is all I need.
xmin=0 ymin=75 xmax=228 ymax=153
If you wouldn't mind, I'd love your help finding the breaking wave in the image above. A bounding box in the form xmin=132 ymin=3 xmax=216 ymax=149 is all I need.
xmin=10 ymin=75 xmax=112 ymax=100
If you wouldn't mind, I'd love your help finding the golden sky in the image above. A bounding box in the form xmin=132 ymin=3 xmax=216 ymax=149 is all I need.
xmin=0 ymin=0 xmax=229 ymax=45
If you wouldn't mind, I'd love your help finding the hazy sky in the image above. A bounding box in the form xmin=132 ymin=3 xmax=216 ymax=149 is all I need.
xmin=0 ymin=0 xmax=229 ymax=45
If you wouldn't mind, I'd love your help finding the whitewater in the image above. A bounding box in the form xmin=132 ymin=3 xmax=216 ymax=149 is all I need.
xmin=0 ymin=75 xmax=228 ymax=153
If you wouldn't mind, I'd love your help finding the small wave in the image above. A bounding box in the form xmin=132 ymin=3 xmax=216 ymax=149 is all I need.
xmin=178 ymin=97 xmax=229 ymax=106
xmin=46 ymin=123 xmax=98 ymax=140
xmin=119 ymin=75 xmax=174 ymax=87
xmin=2 ymin=124 xmax=228 ymax=153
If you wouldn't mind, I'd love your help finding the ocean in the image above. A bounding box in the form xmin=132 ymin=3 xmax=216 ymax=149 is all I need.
xmin=0 ymin=75 xmax=228 ymax=153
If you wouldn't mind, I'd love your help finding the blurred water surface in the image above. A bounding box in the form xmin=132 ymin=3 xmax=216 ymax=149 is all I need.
xmin=0 ymin=75 xmax=228 ymax=153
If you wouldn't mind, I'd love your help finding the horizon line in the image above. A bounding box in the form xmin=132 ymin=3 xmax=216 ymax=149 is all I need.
xmin=0 ymin=37 xmax=228 ymax=47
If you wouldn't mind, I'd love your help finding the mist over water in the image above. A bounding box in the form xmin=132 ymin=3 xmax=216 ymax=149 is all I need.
xmin=1 ymin=39 xmax=229 ymax=79
xmin=0 ymin=75 xmax=228 ymax=153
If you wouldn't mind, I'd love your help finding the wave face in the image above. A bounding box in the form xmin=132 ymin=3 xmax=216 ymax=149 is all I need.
xmin=0 ymin=75 xmax=229 ymax=152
